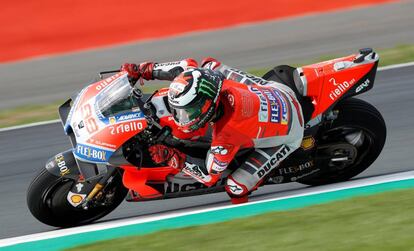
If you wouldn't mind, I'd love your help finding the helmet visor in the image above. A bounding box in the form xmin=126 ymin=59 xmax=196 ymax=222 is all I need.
xmin=171 ymin=97 xmax=211 ymax=126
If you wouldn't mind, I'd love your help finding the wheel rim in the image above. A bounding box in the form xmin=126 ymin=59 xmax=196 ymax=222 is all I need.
xmin=318 ymin=125 xmax=376 ymax=174
xmin=42 ymin=173 xmax=126 ymax=226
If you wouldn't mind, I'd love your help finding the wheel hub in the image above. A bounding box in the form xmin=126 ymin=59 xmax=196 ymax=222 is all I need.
xmin=319 ymin=143 xmax=358 ymax=170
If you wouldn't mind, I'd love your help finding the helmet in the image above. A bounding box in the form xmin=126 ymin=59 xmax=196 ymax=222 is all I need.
xmin=168 ymin=68 xmax=224 ymax=132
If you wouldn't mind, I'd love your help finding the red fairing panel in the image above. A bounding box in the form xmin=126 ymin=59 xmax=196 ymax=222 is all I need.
xmin=87 ymin=119 xmax=147 ymax=149
xmin=121 ymin=165 xmax=179 ymax=198
xmin=299 ymin=54 xmax=376 ymax=118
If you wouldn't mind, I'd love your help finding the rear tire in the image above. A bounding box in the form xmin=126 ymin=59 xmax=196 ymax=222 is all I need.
xmin=27 ymin=168 xmax=127 ymax=227
xmin=298 ymin=98 xmax=386 ymax=186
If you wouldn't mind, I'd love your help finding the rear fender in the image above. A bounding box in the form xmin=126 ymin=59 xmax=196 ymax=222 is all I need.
xmin=294 ymin=48 xmax=379 ymax=119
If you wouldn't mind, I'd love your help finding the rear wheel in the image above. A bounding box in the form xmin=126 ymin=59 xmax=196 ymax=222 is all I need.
xmin=298 ymin=98 xmax=386 ymax=186
xmin=27 ymin=168 xmax=128 ymax=227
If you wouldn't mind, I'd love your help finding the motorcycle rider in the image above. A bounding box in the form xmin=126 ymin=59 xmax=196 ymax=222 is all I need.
xmin=121 ymin=58 xmax=304 ymax=204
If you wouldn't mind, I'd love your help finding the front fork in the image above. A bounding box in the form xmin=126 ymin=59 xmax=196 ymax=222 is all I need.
xmin=76 ymin=166 xmax=118 ymax=209
xmin=45 ymin=149 xmax=119 ymax=208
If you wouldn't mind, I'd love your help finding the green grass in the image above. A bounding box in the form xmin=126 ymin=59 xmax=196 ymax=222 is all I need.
xmin=68 ymin=188 xmax=414 ymax=251
xmin=0 ymin=100 xmax=63 ymax=128
xmin=2 ymin=44 xmax=414 ymax=128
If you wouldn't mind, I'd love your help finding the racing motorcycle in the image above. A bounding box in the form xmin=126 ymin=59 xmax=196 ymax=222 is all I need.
xmin=27 ymin=48 xmax=386 ymax=227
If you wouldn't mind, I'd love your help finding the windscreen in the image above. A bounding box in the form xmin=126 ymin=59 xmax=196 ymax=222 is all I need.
xmin=95 ymin=74 xmax=139 ymax=117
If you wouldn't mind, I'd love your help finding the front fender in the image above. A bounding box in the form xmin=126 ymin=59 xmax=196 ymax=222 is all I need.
xmin=45 ymin=149 xmax=80 ymax=179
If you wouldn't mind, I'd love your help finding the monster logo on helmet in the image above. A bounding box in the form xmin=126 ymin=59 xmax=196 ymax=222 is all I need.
xmin=168 ymin=68 xmax=224 ymax=132
xmin=197 ymin=78 xmax=217 ymax=99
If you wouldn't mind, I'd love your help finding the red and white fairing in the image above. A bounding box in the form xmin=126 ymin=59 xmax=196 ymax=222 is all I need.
xmin=64 ymin=72 xmax=147 ymax=164
xmin=293 ymin=51 xmax=379 ymax=119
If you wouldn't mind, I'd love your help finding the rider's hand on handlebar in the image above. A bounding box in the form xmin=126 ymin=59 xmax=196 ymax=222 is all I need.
xmin=120 ymin=62 xmax=154 ymax=85
xmin=149 ymin=144 xmax=186 ymax=170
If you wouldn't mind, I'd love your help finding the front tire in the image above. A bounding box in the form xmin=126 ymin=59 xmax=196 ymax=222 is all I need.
xmin=298 ymin=98 xmax=386 ymax=186
xmin=27 ymin=168 xmax=128 ymax=227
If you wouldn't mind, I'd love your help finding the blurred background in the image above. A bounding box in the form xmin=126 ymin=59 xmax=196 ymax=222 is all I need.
xmin=1 ymin=0 xmax=414 ymax=249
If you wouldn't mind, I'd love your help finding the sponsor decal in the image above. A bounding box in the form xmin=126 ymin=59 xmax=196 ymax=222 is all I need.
xmin=211 ymin=146 xmax=229 ymax=155
xmin=355 ymin=79 xmax=370 ymax=93
xmin=109 ymin=121 xmax=144 ymax=135
xmin=212 ymin=163 xmax=227 ymax=173
xmin=278 ymin=160 xmax=314 ymax=175
xmin=262 ymin=89 xmax=280 ymax=123
xmin=213 ymin=158 xmax=228 ymax=167
xmin=95 ymin=74 xmax=119 ymax=91
xmin=55 ymin=154 xmax=70 ymax=176
xmin=67 ymin=191 xmax=86 ymax=207
xmin=257 ymin=145 xmax=291 ymax=178
xmin=225 ymin=68 xmax=267 ymax=85
xmin=211 ymin=158 xmax=228 ymax=172
xmin=78 ymin=120 xmax=85 ymax=129
xmin=87 ymin=137 xmax=117 ymax=149
xmin=71 ymin=195 xmax=83 ymax=204
xmin=241 ymin=93 xmax=254 ymax=117
xmin=197 ymin=78 xmax=217 ymax=99
xmin=75 ymin=183 xmax=84 ymax=193
xmin=164 ymin=175 xmax=227 ymax=193
xmin=169 ymin=80 xmax=188 ymax=104
xmin=329 ymin=78 xmax=355 ymax=101
xmin=46 ymin=160 xmax=54 ymax=170
xmin=155 ymin=61 xmax=181 ymax=67
xmin=291 ymin=168 xmax=320 ymax=182
xmin=301 ymin=136 xmax=315 ymax=150
xmin=249 ymin=86 xmax=268 ymax=122
xmin=268 ymin=176 xmax=284 ymax=184
xmin=182 ymin=164 xmax=212 ymax=183
xmin=117 ymin=113 xmax=141 ymax=122
xmin=166 ymin=181 xmax=204 ymax=193
xmin=228 ymin=72 xmax=244 ymax=83
xmin=75 ymin=144 xmax=111 ymax=162
xmin=272 ymin=89 xmax=289 ymax=125
xmin=109 ymin=117 xmax=116 ymax=125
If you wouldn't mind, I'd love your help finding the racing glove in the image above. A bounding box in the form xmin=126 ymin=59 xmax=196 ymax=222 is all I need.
xmin=201 ymin=57 xmax=221 ymax=70
xmin=120 ymin=62 xmax=154 ymax=85
xmin=149 ymin=144 xmax=186 ymax=170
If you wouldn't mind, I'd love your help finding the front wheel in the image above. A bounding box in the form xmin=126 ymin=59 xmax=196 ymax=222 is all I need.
xmin=27 ymin=168 xmax=128 ymax=227
xmin=298 ymin=98 xmax=386 ymax=186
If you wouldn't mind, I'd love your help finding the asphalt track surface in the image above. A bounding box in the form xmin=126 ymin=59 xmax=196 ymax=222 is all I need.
xmin=0 ymin=0 xmax=414 ymax=240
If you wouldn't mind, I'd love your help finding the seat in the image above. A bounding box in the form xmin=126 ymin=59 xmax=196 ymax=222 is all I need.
xmin=262 ymin=65 xmax=314 ymax=124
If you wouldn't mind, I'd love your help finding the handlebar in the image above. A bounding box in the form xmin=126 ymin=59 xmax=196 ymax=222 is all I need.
xmin=98 ymin=70 xmax=120 ymax=79
xmin=98 ymin=69 xmax=185 ymax=146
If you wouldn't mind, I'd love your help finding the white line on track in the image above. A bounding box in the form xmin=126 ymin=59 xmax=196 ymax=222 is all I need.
xmin=0 ymin=119 xmax=61 ymax=133
xmin=0 ymin=60 xmax=413 ymax=134
xmin=377 ymin=61 xmax=414 ymax=71
xmin=1 ymin=170 xmax=414 ymax=248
